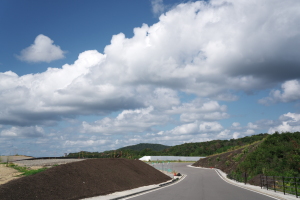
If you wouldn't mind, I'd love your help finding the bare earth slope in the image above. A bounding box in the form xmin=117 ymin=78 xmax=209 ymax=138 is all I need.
xmin=192 ymin=141 xmax=261 ymax=174
xmin=0 ymin=164 xmax=22 ymax=185
xmin=192 ymin=142 xmax=263 ymax=186
xmin=0 ymin=158 xmax=171 ymax=200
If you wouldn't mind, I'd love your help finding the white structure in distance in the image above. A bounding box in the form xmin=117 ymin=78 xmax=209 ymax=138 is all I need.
xmin=139 ymin=156 xmax=205 ymax=162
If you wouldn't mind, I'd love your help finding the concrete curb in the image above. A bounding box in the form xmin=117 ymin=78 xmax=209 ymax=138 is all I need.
xmin=83 ymin=174 xmax=186 ymax=200
xmin=119 ymin=175 xmax=186 ymax=200
xmin=214 ymin=169 xmax=283 ymax=200
xmin=188 ymin=165 xmax=298 ymax=200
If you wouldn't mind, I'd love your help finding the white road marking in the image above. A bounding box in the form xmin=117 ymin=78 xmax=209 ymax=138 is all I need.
xmin=123 ymin=175 xmax=187 ymax=200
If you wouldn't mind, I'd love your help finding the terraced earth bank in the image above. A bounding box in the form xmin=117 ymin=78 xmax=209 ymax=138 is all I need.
xmin=0 ymin=158 xmax=171 ymax=200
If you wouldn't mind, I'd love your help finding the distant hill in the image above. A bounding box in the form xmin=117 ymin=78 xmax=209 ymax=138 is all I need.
xmin=159 ymin=133 xmax=268 ymax=156
xmin=67 ymin=133 xmax=269 ymax=159
xmin=118 ymin=143 xmax=171 ymax=152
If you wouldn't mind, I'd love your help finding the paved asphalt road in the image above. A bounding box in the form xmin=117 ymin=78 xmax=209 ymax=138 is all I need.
xmin=129 ymin=163 xmax=275 ymax=200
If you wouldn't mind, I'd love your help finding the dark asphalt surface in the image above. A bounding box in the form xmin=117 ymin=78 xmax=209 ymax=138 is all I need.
xmin=129 ymin=163 xmax=275 ymax=200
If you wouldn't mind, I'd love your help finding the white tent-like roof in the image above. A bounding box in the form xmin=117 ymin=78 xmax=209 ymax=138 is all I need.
xmin=139 ymin=156 xmax=204 ymax=162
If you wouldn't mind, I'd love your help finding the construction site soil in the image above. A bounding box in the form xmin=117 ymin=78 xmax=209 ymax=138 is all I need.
xmin=0 ymin=158 xmax=171 ymax=200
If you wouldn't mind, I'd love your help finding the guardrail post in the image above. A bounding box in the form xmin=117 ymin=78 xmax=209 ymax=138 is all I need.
xmin=260 ymin=175 xmax=262 ymax=189
xmin=283 ymin=176 xmax=285 ymax=195
xmin=273 ymin=176 xmax=276 ymax=192
xmin=266 ymin=176 xmax=268 ymax=190
xmin=294 ymin=177 xmax=298 ymax=198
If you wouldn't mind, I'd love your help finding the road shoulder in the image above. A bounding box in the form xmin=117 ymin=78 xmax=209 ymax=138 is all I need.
xmin=83 ymin=175 xmax=186 ymax=200
xmin=188 ymin=165 xmax=297 ymax=200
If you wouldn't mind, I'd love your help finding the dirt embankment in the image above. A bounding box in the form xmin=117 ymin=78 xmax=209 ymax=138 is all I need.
xmin=192 ymin=141 xmax=265 ymax=186
xmin=192 ymin=142 xmax=260 ymax=174
xmin=0 ymin=156 xmax=33 ymax=185
xmin=0 ymin=158 xmax=171 ymax=200
xmin=0 ymin=164 xmax=23 ymax=185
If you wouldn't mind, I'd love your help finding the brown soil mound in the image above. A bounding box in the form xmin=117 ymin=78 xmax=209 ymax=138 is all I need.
xmin=0 ymin=158 xmax=171 ymax=200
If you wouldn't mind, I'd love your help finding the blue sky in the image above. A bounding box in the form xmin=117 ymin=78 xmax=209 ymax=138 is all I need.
xmin=1 ymin=0 xmax=300 ymax=157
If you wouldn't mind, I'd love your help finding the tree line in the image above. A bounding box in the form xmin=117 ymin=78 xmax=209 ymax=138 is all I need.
xmin=66 ymin=133 xmax=268 ymax=159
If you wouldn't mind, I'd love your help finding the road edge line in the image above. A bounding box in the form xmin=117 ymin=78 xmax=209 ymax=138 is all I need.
xmin=214 ymin=169 xmax=285 ymax=200
xmin=188 ymin=165 xmax=286 ymax=200
xmin=121 ymin=174 xmax=187 ymax=200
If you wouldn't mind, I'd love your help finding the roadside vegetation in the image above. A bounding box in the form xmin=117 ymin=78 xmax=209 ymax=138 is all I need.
xmin=238 ymin=131 xmax=300 ymax=177
xmin=193 ymin=131 xmax=300 ymax=182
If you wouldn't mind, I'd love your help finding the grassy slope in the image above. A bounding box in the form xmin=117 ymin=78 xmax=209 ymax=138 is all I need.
xmin=193 ymin=132 xmax=300 ymax=183
xmin=160 ymin=133 xmax=268 ymax=156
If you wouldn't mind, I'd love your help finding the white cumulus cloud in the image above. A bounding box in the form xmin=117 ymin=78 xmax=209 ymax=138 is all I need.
xmin=1 ymin=0 xmax=300 ymax=155
xmin=0 ymin=126 xmax=44 ymax=138
xmin=81 ymin=106 xmax=169 ymax=134
xmin=168 ymin=99 xmax=229 ymax=122
xmin=151 ymin=0 xmax=165 ymax=16
xmin=268 ymin=112 xmax=300 ymax=133
xmin=158 ymin=120 xmax=224 ymax=136
xmin=259 ymin=79 xmax=300 ymax=105
xmin=17 ymin=34 xmax=66 ymax=63
xmin=2 ymin=0 xmax=300 ymax=127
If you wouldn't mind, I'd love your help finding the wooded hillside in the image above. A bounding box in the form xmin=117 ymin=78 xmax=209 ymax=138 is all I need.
xmin=193 ymin=131 xmax=300 ymax=181
xmin=117 ymin=143 xmax=170 ymax=151
xmin=67 ymin=133 xmax=268 ymax=159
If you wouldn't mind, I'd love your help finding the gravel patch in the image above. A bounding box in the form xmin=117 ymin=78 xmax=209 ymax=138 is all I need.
xmin=13 ymin=159 xmax=85 ymax=167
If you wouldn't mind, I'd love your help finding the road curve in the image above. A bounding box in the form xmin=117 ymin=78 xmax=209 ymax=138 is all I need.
xmin=129 ymin=163 xmax=275 ymax=200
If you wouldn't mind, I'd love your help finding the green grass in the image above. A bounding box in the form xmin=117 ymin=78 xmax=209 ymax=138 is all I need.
xmin=6 ymin=163 xmax=48 ymax=176
xmin=22 ymin=168 xmax=48 ymax=176
xmin=232 ymin=153 xmax=243 ymax=162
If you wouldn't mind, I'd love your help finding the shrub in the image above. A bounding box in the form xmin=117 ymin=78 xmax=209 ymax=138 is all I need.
xmin=225 ymin=160 xmax=230 ymax=166
xmin=233 ymin=153 xmax=243 ymax=162
xmin=243 ymin=147 xmax=249 ymax=154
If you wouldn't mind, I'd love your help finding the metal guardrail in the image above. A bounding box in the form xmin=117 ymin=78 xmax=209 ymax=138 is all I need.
xmin=227 ymin=173 xmax=300 ymax=198
xmin=260 ymin=175 xmax=300 ymax=198
xmin=227 ymin=172 xmax=248 ymax=185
